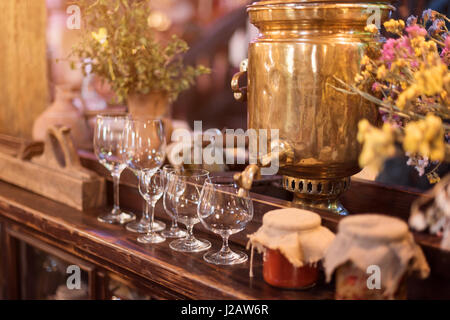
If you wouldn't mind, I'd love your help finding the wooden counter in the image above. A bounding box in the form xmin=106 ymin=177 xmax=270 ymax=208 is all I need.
xmin=0 ymin=153 xmax=449 ymax=300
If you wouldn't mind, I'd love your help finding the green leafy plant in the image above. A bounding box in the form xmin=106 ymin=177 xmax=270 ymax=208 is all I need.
xmin=69 ymin=0 xmax=209 ymax=103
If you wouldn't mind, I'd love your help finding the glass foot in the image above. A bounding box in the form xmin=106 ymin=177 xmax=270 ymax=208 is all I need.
xmin=137 ymin=233 xmax=166 ymax=244
xmin=203 ymin=250 xmax=248 ymax=265
xmin=169 ymin=238 xmax=211 ymax=253
xmin=98 ymin=210 xmax=135 ymax=225
xmin=161 ymin=226 xmax=187 ymax=238
xmin=125 ymin=220 xmax=166 ymax=233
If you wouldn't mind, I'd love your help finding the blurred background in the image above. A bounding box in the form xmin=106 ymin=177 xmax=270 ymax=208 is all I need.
xmin=3 ymin=0 xmax=449 ymax=135
xmin=0 ymin=0 xmax=448 ymax=190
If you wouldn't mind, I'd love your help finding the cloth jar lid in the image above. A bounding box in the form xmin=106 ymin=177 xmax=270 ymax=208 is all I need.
xmin=263 ymin=208 xmax=321 ymax=232
xmin=248 ymin=208 xmax=335 ymax=268
xmin=324 ymin=214 xmax=430 ymax=297
xmin=339 ymin=214 xmax=409 ymax=242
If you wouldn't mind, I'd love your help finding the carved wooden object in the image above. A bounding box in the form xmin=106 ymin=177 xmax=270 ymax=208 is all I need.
xmin=0 ymin=128 xmax=105 ymax=210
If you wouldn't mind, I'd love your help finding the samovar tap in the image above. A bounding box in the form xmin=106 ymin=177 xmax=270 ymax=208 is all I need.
xmin=234 ymin=139 xmax=293 ymax=197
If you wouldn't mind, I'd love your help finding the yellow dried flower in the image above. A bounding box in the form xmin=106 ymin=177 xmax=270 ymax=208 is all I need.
xmin=421 ymin=40 xmax=437 ymax=52
xmin=396 ymin=85 xmax=418 ymax=110
xmin=410 ymin=36 xmax=426 ymax=57
xmin=357 ymin=119 xmax=371 ymax=143
xmin=391 ymin=59 xmax=408 ymax=72
xmin=376 ymin=65 xmax=387 ymax=79
xmin=354 ymin=73 xmax=364 ymax=83
xmin=91 ymin=27 xmax=108 ymax=48
xmin=414 ymin=48 xmax=422 ymax=57
xmin=403 ymin=114 xmax=445 ymax=161
xmin=445 ymin=73 xmax=450 ymax=91
xmin=396 ymin=95 xmax=406 ymax=110
xmin=357 ymin=120 xmax=396 ymax=171
xmin=384 ymin=19 xmax=405 ymax=34
xmin=362 ymin=70 xmax=371 ymax=79
xmin=426 ymin=172 xmax=441 ymax=184
xmin=361 ymin=55 xmax=371 ymax=66
xmin=414 ymin=64 xmax=446 ymax=96
xmin=365 ymin=24 xmax=379 ymax=34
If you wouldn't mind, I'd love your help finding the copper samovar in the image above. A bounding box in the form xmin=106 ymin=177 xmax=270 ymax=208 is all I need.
xmin=232 ymin=0 xmax=393 ymax=215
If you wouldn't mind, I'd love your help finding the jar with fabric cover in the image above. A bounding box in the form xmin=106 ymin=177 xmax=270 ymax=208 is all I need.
xmin=324 ymin=214 xmax=430 ymax=299
xmin=247 ymin=208 xmax=335 ymax=289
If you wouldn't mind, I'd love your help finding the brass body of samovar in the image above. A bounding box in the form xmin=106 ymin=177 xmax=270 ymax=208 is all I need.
xmin=232 ymin=1 xmax=394 ymax=214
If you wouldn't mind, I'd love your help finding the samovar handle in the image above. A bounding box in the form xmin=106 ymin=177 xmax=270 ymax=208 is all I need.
xmin=231 ymin=59 xmax=248 ymax=102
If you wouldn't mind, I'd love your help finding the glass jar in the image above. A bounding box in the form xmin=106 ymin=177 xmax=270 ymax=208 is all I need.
xmin=248 ymin=208 xmax=335 ymax=290
xmin=335 ymin=262 xmax=407 ymax=300
xmin=263 ymin=248 xmax=319 ymax=289
xmin=324 ymin=214 xmax=430 ymax=300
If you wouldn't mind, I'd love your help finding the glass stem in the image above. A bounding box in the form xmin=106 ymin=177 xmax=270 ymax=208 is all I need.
xmin=186 ymin=224 xmax=195 ymax=243
xmin=112 ymin=172 xmax=121 ymax=215
xmin=148 ymin=202 xmax=155 ymax=236
xmin=220 ymin=234 xmax=231 ymax=256
xmin=142 ymin=201 xmax=150 ymax=223
xmin=171 ymin=218 xmax=179 ymax=230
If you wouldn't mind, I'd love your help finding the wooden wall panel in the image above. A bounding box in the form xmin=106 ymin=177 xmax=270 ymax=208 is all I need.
xmin=0 ymin=0 xmax=48 ymax=138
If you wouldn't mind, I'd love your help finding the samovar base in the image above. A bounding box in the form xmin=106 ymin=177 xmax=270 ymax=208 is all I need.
xmin=282 ymin=176 xmax=350 ymax=216
xmin=292 ymin=195 xmax=348 ymax=216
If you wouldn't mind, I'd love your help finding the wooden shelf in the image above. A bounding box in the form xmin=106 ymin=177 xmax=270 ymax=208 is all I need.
xmin=0 ymin=151 xmax=448 ymax=299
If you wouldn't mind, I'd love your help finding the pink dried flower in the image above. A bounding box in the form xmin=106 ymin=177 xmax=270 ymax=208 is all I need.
xmin=406 ymin=25 xmax=427 ymax=37
xmin=398 ymin=37 xmax=414 ymax=56
xmin=441 ymin=48 xmax=450 ymax=66
xmin=381 ymin=38 xmax=397 ymax=62
xmin=381 ymin=37 xmax=414 ymax=63
xmin=372 ymin=82 xmax=382 ymax=92
xmin=411 ymin=60 xmax=419 ymax=68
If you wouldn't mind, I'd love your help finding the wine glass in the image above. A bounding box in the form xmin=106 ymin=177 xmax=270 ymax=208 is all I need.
xmin=166 ymin=169 xmax=211 ymax=252
xmin=197 ymin=176 xmax=253 ymax=265
xmin=125 ymin=182 xmax=166 ymax=233
xmin=94 ymin=114 xmax=135 ymax=224
xmin=137 ymin=170 xmax=165 ymax=244
xmin=122 ymin=118 xmax=166 ymax=240
xmin=161 ymin=165 xmax=187 ymax=238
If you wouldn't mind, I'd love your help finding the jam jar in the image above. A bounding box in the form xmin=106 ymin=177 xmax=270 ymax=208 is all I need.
xmin=263 ymin=248 xmax=320 ymax=289
xmin=324 ymin=214 xmax=430 ymax=300
xmin=248 ymin=208 xmax=335 ymax=289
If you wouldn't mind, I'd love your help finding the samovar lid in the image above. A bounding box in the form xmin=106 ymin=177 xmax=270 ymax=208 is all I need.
xmin=247 ymin=0 xmax=395 ymax=27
